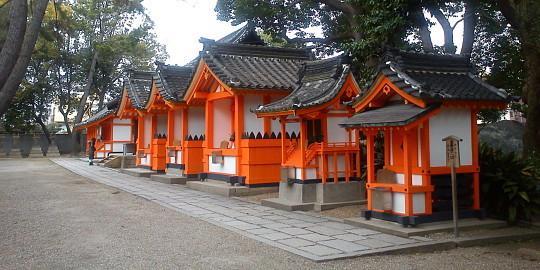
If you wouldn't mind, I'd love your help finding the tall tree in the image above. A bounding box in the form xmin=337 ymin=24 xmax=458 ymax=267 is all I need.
xmin=0 ymin=0 xmax=49 ymax=117
xmin=497 ymin=0 xmax=540 ymax=157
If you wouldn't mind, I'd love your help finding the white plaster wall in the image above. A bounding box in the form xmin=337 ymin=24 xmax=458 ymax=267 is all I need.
xmin=113 ymin=125 xmax=131 ymax=141
xmin=188 ymin=107 xmax=205 ymax=136
xmin=305 ymin=168 xmax=317 ymax=179
xmin=244 ymin=95 xmax=264 ymax=134
xmin=413 ymin=193 xmax=426 ymax=214
xmin=157 ymin=114 xmax=167 ymax=135
xmin=295 ymin=168 xmax=303 ymax=180
xmin=113 ymin=118 xmax=131 ymax=124
xmin=208 ymin=156 xmax=236 ymax=174
xmin=169 ymin=151 xmax=182 ymax=164
xmin=271 ymin=118 xmax=281 ymax=134
xmin=288 ymin=168 xmax=296 ymax=179
xmin=287 ymin=122 xmax=300 ymax=134
xmin=143 ymin=114 xmax=152 ymax=148
xmin=392 ymin=192 xmax=406 ymax=214
xmin=429 ymin=107 xmax=472 ymax=166
xmin=396 ymin=173 xmax=404 ymax=184
xmin=394 ymin=173 xmax=423 ymax=186
xmin=213 ymin=99 xmax=232 ymax=147
xmin=412 ymin=174 xmax=423 ymax=186
xmin=327 ymin=116 xmax=349 ymax=143
xmin=140 ymin=154 xmax=151 ymax=166
xmin=173 ymin=110 xmax=182 ymax=143
xmin=112 ymin=143 xmax=126 ymax=152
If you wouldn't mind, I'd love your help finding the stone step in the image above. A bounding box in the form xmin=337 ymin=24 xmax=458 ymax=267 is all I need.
xmin=186 ymin=179 xmax=278 ymax=197
xmin=261 ymin=198 xmax=314 ymax=211
xmin=150 ymin=174 xmax=197 ymax=185
xmin=120 ymin=168 xmax=159 ymax=178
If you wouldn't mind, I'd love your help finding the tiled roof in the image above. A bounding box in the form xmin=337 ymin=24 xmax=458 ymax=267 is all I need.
xmin=74 ymin=99 xmax=119 ymax=128
xmin=360 ymin=49 xmax=508 ymax=103
xmin=154 ymin=63 xmax=194 ymax=103
xmin=255 ymin=56 xmax=351 ymax=113
xmin=125 ymin=70 xmax=153 ymax=109
xmin=216 ymin=23 xmax=266 ymax=45
xmin=340 ymin=103 xmax=439 ymax=128
xmin=201 ymin=41 xmax=312 ymax=90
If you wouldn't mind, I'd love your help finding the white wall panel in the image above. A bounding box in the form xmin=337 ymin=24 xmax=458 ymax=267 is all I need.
xmin=157 ymin=114 xmax=167 ymax=135
xmin=188 ymin=107 xmax=205 ymax=135
xmin=327 ymin=116 xmax=349 ymax=143
xmin=243 ymin=95 xmax=264 ymax=134
xmin=208 ymin=156 xmax=236 ymax=174
xmin=213 ymin=99 xmax=232 ymax=147
xmin=413 ymin=193 xmax=426 ymax=214
xmin=392 ymin=193 xmax=405 ymax=214
xmin=429 ymin=108 xmax=472 ymax=166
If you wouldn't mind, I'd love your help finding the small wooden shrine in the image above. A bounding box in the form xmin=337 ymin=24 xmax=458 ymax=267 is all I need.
xmin=341 ymin=50 xmax=508 ymax=225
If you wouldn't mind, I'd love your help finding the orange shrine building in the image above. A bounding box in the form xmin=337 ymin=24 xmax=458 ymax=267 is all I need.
xmin=75 ymin=98 xmax=137 ymax=159
xmin=341 ymin=50 xmax=508 ymax=225
xmin=76 ymin=26 xmax=510 ymax=225
xmin=184 ymin=33 xmax=313 ymax=186
xmin=255 ymin=56 xmax=366 ymax=210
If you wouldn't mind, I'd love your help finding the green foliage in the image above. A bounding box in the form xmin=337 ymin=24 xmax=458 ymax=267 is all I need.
xmin=480 ymin=143 xmax=540 ymax=224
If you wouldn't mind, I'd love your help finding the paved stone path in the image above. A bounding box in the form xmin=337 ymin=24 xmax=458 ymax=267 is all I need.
xmin=51 ymin=158 xmax=434 ymax=261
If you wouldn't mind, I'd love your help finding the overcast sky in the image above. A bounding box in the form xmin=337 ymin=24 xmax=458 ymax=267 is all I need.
xmin=142 ymin=0 xmax=463 ymax=66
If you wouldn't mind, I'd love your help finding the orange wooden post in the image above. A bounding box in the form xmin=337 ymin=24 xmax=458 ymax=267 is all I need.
xmin=356 ymin=129 xmax=361 ymax=178
xmin=182 ymin=108 xmax=188 ymax=145
xmin=299 ymin=119 xmax=307 ymax=180
xmin=234 ymin=95 xmax=244 ymax=179
xmin=471 ymin=109 xmax=480 ymax=210
xmin=384 ymin=130 xmax=390 ymax=166
xmin=366 ymin=131 xmax=375 ymax=210
xmin=167 ymin=110 xmax=175 ymax=164
xmin=280 ymin=117 xmax=286 ymax=164
xmin=421 ymin=121 xmax=433 ymax=214
xmin=403 ymin=129 xmax=413 ymax=216
xmin=263 ymin=96 xmax=271 ymax=135
xmin=321 ymin=114 xmax=328 ymax=183
xmin=333 ymin=152 xmax=338 ymax=183
xmin=345 ymin=152 xmax=350 ymax=182
xmin=167 ymin=110 xmax=174 ymax=146
xmin=136 ymin=115 xmax=144 ymax=166
xmin=205 ymin=100 xmax=213 ymax=149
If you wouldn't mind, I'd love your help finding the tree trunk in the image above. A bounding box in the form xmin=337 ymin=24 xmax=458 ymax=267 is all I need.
xmin=460 ymin=0 xmax=477 ymax=55
xmin=71 ymin=50 xmax=99 ymax=155
xmin=35 ymin=114 xmax=51 ymax=144
xmin=497 ymin=0 xmax=540 ymax=157
xmin=0 ymin=0 xmax=48 ymax=117
xmin=59 ymin=108 xmax=72 ymax=135
xmin=428 ymin=7 xmax=456 ymax=54
xmin=0 ymin=0 xmax=27 ymax=90
xmin=522 ymin=48 xmax=540 ymax=157
xmin=412 ymin=9 xmax=434 ymax=53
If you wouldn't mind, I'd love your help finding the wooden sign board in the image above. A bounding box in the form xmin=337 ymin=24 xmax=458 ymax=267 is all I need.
xmin=443 ymin=135 xmax=461 ymax=168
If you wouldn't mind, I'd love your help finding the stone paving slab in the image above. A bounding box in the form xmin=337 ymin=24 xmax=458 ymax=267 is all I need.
xmin=51 ymin=158 xmax=439 ymax=262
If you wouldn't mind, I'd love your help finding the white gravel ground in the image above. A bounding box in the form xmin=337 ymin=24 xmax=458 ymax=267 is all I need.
xmin=0 ymin=158 xmax=538 ymax=269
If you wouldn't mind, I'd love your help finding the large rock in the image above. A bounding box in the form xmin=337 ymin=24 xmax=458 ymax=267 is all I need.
xmin=479 ymin=120 xmax=524 ymax=154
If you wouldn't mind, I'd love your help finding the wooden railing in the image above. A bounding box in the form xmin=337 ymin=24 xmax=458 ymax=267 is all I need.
xmin=283 ymin=140 xmax=361 ymax=183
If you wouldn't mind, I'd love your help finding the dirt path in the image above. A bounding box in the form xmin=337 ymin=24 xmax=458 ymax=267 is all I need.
xmin=0 ymin=158 xmax=537 ymax=269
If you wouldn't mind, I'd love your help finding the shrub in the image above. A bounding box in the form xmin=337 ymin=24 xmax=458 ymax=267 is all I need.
xmin=480 ymin=144 xmax=540 ymax=224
